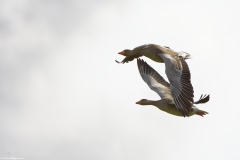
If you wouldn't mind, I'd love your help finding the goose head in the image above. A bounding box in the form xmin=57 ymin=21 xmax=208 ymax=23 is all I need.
xmin=118 ymin=49 xmax=132 ymax=56
xmin=118 ymin=44 xmax=153 ymax=56
xmin=136 ymin=99 xmax=153 ymax=105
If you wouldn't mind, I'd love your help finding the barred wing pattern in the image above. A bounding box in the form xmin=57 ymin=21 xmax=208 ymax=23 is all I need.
xmin=158 ymin=54 xmax=194 ymax=117
xmin=137 ymin=59 xmax=171 ymax=99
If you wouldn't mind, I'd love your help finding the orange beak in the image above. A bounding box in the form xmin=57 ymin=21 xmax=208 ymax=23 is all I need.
xmin=136 ymin=100 xmax=141 ymax=104
xmin=118 ymin=51 xmax=125 ymax=55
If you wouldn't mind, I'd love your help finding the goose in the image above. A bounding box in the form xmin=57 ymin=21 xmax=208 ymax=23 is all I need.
xmin=136 ymin=58 xmax=209 ymax=117
xmin=116 ymin=44 xmax=191 ymax=64
xmin=117 ymin=44 xmax=194 ymax=117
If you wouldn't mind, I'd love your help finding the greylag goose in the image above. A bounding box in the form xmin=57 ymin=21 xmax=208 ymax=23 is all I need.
xmin=116 ymin=44 xmax=191 ymax=64
xmin=117 ymin=44 xmax=194 ymax=117
xmin=136 ymin=58 xmax=209 ymax=117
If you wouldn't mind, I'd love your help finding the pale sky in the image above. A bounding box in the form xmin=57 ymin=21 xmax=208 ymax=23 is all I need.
xmin=0 ymin=0 xmax=240 ymax=159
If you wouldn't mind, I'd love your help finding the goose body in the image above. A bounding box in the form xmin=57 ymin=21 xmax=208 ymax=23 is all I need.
xmin=117 ymin=44 xmax=191 ymax=64
xmin=136 ymin=59 xmax=209 ymax=117
xmin=136 ymin=99 xmax=208 ymax=117
xmin=117 ymin=44 xmax=194 ymax=116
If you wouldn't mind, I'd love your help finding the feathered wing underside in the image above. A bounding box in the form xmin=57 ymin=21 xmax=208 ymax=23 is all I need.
xmin=137 ymin=59 xmax=171 ymax=99
xmin=158 ymin=53 xmax=194 ymax=117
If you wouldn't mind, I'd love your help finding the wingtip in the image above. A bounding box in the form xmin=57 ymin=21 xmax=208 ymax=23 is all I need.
xmin=115 ymin=60 xmax=121 ymax=64
xmin=137 ymin=58 xmax=145 ymax=67
xmin=194 ymin=94 xmax=210 ymax=104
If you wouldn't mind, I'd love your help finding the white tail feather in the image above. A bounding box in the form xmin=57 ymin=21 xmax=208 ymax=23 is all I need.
xmin=178 ymin=51 xmax=192 ymax=59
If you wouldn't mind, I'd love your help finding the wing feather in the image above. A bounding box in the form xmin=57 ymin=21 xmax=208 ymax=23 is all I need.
xmin=137 ymin=59 xmax=171 ymax=99
xmin=158 ymin=54 xmax=194 ymax=117
xmin=194 ymin=94 xmax=210 ymax=104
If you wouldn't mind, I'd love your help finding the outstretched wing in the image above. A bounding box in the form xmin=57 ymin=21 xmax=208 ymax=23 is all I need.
xmin=137 ymin=59 xmax=171 ymax=99
xmin=158 ymin=53 xmax=194 ymax=117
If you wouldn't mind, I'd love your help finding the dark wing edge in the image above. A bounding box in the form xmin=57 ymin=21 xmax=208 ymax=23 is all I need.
xmin=174 ymin=56 xmax=194 ymax=117
xmin=194 ymin=94 xmax=210 ymax=104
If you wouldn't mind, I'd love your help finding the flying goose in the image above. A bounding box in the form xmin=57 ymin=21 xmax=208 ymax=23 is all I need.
xmin=117 ymin=44 xmax=194 ymax=117
xmin=136 ymin=58 xmax=209 ymax=117
xmin=116 ymin=44 xmax=191 ymax=64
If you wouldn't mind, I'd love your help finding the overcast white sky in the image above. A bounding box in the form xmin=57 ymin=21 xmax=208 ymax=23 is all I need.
xmin=0 ymin=0 xmax=240 ymax=159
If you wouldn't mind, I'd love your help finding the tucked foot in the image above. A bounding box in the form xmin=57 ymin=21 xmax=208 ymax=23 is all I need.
xmin=195 ymin=111 xmax=208 ymax=117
